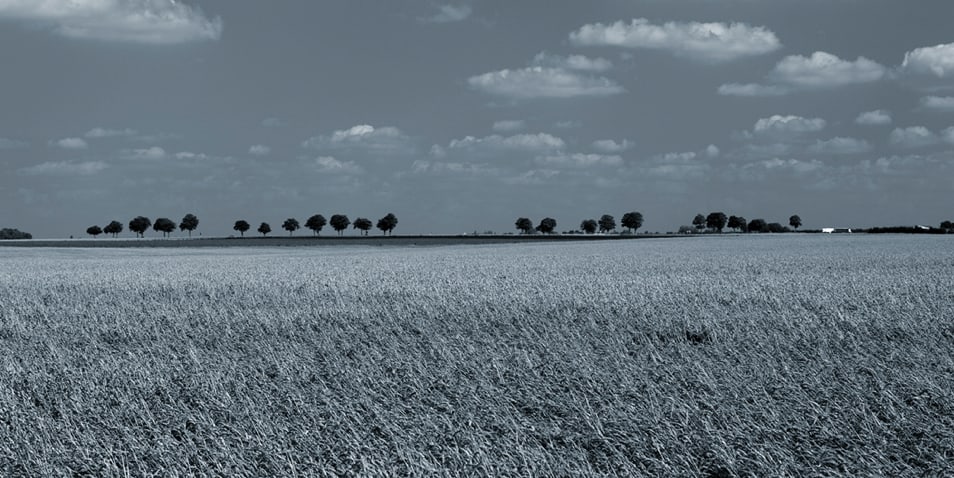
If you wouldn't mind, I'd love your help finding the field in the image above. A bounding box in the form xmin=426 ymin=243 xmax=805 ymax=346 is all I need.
xmin=1 ymin=236 xmax=953 ymax=476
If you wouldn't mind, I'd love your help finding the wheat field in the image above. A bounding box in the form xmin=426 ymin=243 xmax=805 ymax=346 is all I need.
xmin=1 ymin=236 xmax=953 ymax=476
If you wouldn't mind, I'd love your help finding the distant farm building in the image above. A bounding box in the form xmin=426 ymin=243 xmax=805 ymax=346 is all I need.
xmin=822 ymin=228 xmax=852 ymax=233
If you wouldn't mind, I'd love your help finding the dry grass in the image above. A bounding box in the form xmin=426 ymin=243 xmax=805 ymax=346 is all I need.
xmin=1 ymin=236 xmax=953 ymax=476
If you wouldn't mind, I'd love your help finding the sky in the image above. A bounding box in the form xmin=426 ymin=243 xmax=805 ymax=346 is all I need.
xmin=1 ymin=0 xmax=953 ymax=238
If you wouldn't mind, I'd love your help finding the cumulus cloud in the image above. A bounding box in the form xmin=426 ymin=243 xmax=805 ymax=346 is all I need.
xmin=52 ymin=137 xmax=88 ymax=149
xmin=302 ymin=124 xmax=413 ymax=154
xmin=84 ymin=127 xmax=137 ymax=138
xmin=532 ymin=52 xmax=613 ymax=72
xmin=569 ymin=18 xmax=780 ymax=63
xmin=19 ymin=160 xmax=107 ymax=176
xmin=856 ymin=110 xmax=892 ymax=125
xmin=0 ymin=137 xmax=27 ymax=149
xmin=717 ymin=83 xmax=788 ymax=97
xmin=422 ymin=5 xmax=471 ymax=23
xmin=591 ymin=139 xmax=633 ymax=153
xmin=492 ymin=120 xmax=526 ymax=132
xmin=720 ymin=51 xmax=886 ymax=96
xmin=249 ymin=144 xmax=271 ymax=156
xmin=445 ymin=133 xmax=566 ymax=154
xmin=0 ymin=0 xmax=223 ymax=44
xmin=808 ymin=137 xmax=872 ymax=155
xmin=889 ymin=126 xmax=938 ymax=148
xmin=310 ymin=156 xmax=362 ymax=175
xmin=920 ymin=96 xmax=954 ymax=112
xmin=123 ymin=146 xmax=167 ymax=160
xmin=536 ymin=153 xmax=623 ymax=168
xmin=752 ymin=115 xmax=826 ymax=137
xmin=468 ymin=67 xmax=623 ymax=99
xmin=901 ymin=42 xmax=954 ymax=79
xmin=942 ymin=127 xmax=954 ymax=144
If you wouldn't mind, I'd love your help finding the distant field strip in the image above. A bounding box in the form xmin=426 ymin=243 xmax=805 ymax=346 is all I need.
xmin=1 ymin=236 xmax=953 ymax=476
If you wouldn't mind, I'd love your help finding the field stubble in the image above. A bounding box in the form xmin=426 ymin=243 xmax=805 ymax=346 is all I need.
xmin=1 ymin=236 xmax=953 ymax=476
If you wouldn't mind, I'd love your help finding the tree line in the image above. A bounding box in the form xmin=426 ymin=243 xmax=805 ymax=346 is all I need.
xmin=682 ymin=213 xmax=803 ymax=233
xmin=515 ymin=212 xmax=644 ymax=235
xmin=85 ymin=213 xmax=398 ymax=238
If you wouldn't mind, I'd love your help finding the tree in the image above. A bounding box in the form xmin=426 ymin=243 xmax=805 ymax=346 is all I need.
xmin=305 ymin=214 xmax=327 ymax=236
xmin=536 ymin=217 xmax=557 ymax=234
xmin=941 ymin=220 xmax=954 ymax=231
xmin=86 ymin=225 xmax=102 ymax=238
xmin=233 ymin=220 xmax=251 ymax=237
xmin=376 ymin=213 xmax=398 ymax=236
xmin=768 ymin=222 xmax=790 ymax=233
xmin=258 ymin=222 xmax=272 ymax=237
xmin=330 ymin=214 xmax=350 ymax=236
xmin=789 ymin=215 xmax=802 ymax=230
xmin=353 ymin=218 xmax=372 ymax=235
xmin=727 ymin=215 xmax=744 ymax=232
xmin=179 ymin=213 xmax=199 ymax=237
xmin=580 ymin=219 xmax=598 ymax=234
xmin=282 ymin=218 xmax=300 ymax=236
xmin=706 ymin=212 xmax=728 ymax=233
xmin=153 ymin=218 xmax=176 ymax=237
xmin=747 ymin=218 xmax=768 ymax=233
xmin=621 ymin=212 xmax=644 ymax=233
xmin=692 ymin=214 xmax=706 ymax=231
xmin=129 ymin=216 xmax=151 ymax=238
xmin=598 ymin=214 xmax=616 ymax=233
xmin=515 ymin=217 xmax=533 ymax=234
xmin=103 ymin=220 xmax=123 ymax=238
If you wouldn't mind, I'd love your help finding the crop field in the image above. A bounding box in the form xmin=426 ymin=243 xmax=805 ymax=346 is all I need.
xmin=1 ymin=236 xmax=953 ymax=476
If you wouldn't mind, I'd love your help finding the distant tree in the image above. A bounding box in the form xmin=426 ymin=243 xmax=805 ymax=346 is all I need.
xmin=153 ymin=218 xmax=176 ymax=237
xmin=678 ymin=225 xmax=695 ymax=234
xmin=305 ymin=214 xmax=327 ymax=236
xmin=580 ymin=219 xmax=598 ymax=234
xmin=536 ymin=217 xmax=557 ymax=234
xmin=258 ymin=222 xmax=272 ymax=237
xmin=941 ymin=220 xmax=954 ymax=232
xmin=621 ymin=212 xmax=644 ymax=233
xmin=86 ymin=225 xmax=102 ymax=238
xmin=282 ymin=218 xmax=300 ymax=236
xmin=376 ymin=213 xmax=398 ymax=235
xmin=706 ymin=212 xmax=728 ymax=232
xmin=103 ymin=220 xmax=123 ymax=238
xmin=789 ymin=215 xmax=802 ymax=230
xmin=768 ymin=222 xmax=790 ymax=233
xmin=233 ymin=220 xmax=251 ymax=237
xmin=330 ymin=214 xmax=350 ymax=236
xmin=515 ymin=217 xmax=533 ymax=234
xmin=692 ymin=214 xmax=706 ymax=231
xmin=129 ymin=216 xmax=151 ymax=238
xmin=747 ymin=218 xmax=768 ymax=233
xmin=179 ymin=213 xmax=199 ymax=237
xmin=727 ymin=215 xmax=744 ymax=232
xmin=353 ymin=217 xmax=372 ymax=235
xmin=598 ymin=214 xmax=616 ymax=233
xmin=0 ymin=228 xmax=31 ymax=239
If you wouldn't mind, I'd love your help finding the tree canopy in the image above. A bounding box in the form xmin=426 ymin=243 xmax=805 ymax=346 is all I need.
xmin=536 ymin=217 xmax=557 ymax=234
xmin=305 ymin=214 xmax=327 ymax=236
xmin=598 ymin=214 xmax=616 ymax=233
xmin=789 ymin=215 xmax=802 ymax=230
xmin=706 ymin=212 xmax=728 ymax=232
xmin=376 ymin=213 xmax=398 ymax=235
xmin=353 ymin=218 xmax=372 ymax=235
xmin=258 ymin=222 xmax=271 ymax=237
xmin=580 ymin=219 xmax=597 ymax=234
xmin=330 ymin=215 xmax=350 ymax=235
xmin=103 ymin=220 xmax=123 ymax=238
xmin=86 ymin=225 xmax=102 ymax=237
xmin=129 ymin=216 xmax=151 ymax=238
xmin=179 ymin=213 xmax=199 ymax=237
xmin=621 ymin=212 xmax=644 ymax=232
xmin=153 ymin=218 xmax=176 ymax=237
xmin=234 ymin=220 xmax=251 ymax=237
xmin=282 ymin=218 xmax=300 ymax=236
xmin=515 ymin=217 xmax=533 ymax=234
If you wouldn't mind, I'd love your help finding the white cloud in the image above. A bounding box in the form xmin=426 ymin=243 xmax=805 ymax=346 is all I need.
xmin=19 ymin=160 xmax=107 ymax=176
xmin=249 ymin=144 xmax=271 ymax=156
xmin=901 ymin=42 xmax=954 ymax=79
xmin=705 ymin=144 xmax=720 ymax=158
xmin=889 ymin=126 xmax=938 ymax=148
xmin=310 ymin=156 xmax=362 ymax=175
xmin=84 ymin=127 xmax=137 ymax=138
xmin=808 ymin=137 xmax=872 ymax=155
xmin=0 ymin=0 xmax=223 ymax=44
xmin=0 ymin=137 xmax=27 ymax=149
xmin=410 ymin=159 xmax=499 ymax=177
xmin=492 ymin=120 xmax=526 ymax=132
xmin=769 ymin=52 xmax=886 ymax=88
xmin=123 ymin=146 xmax=167 ymax=160
xmin=468 ymin=67 xmax=623 ymax=99
xmin=591 ymin=139 xmax=633 ymax=153
xmin=446 ymin=133 xmax=566 ymax=153
xmin=422 ymin=5 xmax=471 ymax=23
xmin=753 ymin=115 xmax=826 ymax=136
xmin=942 ymin=127 xmax=954 ymax=144
xmin=536 ymin=153 xmax=623 ymax=168
xmin=920 ymin=96 xmax=954 ymax=112
xmin=569 ymin=18 xmax=780 ymax=63
xmin=532 ymin=52 xmax=613 ymax=72
xmin=174 ymin=151 xmax=208 ymax=160
xmin=856 ymin=110 xmax=892 ymax=125
xmin=717 ymin=83 xmax=789 ymax=97
xmin=52 ymin=137 xmax=88 ymax=149
xmin=749 ymin=158 xmax=824 ymax=175
xmin=302 ymin=124 xmax=413 ymax=153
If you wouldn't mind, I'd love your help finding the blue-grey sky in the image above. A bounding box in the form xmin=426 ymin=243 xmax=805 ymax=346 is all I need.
xmin=1 ymin=0 xmax=953 ymax=237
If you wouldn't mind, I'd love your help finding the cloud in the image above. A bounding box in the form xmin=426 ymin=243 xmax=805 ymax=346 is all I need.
xmin=554 ymin=120 xmax=582 ymax=129
xmin=468 ymin=67 xmax=623 ymax=99
xmin=504 ymin=169 xmax=561 ymax=186
xmin=920 ymin=96 xmax=954 ymax=112
xmin=310 ymin=156 xmax=362 ymax=175
xmin=717 ymin=83 xmax=788 ymax=97
xmin=492 ymin=120 xmax=526 ymax=132
xmin=705 ymin=144 xmax=720 ymax=158
xmin=122 ymin=146 xmax=167 ymax=160
xmin=752 ymin=115 xmax=826 ymax=136
xmin=0 ymin=0 xmax=223 ymax=44
xmin=720 ymin=51 xmax=886 ymax=96
xmin=52 ymin=137 xmax=88 ymax=149
xmin=0 ymin=137 xmax=28 ymax=149
xmin=446 ymin=133 xmax=565 ymax=154
xmin=536 ymin=153 xmax=623 ymax=168
xmin=942 ymin=127 xmax=954 ymax=144
xmin=249 ymin=144 xmax=271 ymax=156
xmin=302 ymin=124 xmax=413 ymax=153
xmin=569 ymin=18 xmax=780 ymax=63
xmin=532 ymin=52 xmax=613 ymax=72
xmin=84 ymin=127 xmax=137 ymax=138
xmin=591 ymin=139 xmax=633 ymax=153
xmin=422 ymin=5 xmax=471 ymax=23
xmin=19 ymin=160 xmax=107 ymax=176
xmin=856 ymin=110 xmax=892 ymax=125
xmin=889 ymin=126 xmax=939 ymax=148
xmin=808 ymin=137 xmax=872 ymax=155
xmin=174 ymin=151 xmax=208 ymax=160
xmin=901 ymin=42 xmax=954 ymax=79
xmin=409 ymin=159 xmax=500 ymax=177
